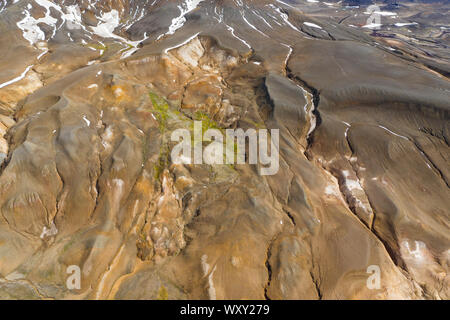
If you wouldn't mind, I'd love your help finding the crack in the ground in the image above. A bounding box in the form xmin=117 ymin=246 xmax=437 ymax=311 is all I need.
xmin=285 ymin=68 xmax=321 ymax=157
xmin=413 ymin=140 xmax=450 ymax=189
xmin=263 ymin=236 xmax=276 ymax=300
xmin=310 ymin=270 xmax=322 ymax=299
xmin=308 ymin=242 xmax=323 ymax=300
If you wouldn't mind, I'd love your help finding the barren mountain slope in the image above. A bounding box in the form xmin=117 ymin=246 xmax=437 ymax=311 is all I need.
xmin=0 ymin=0 xmax=448 ymax=299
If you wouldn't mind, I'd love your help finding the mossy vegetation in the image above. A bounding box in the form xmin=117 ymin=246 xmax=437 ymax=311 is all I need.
xmin=192 ymin=110 xmax=238 ymax=165
xmin=157 ymin=285 xmax=169 ymax=300
xmin=193 ymin=110 xmax=219 ymax=131
xmin=149 ymin=92 xmax=173 ymax=179
xmin=148 ymin=91 xmax=238 ymax=180
xmin=242 ymin=118 xmax=266 ymax=129
xmin=119 ymin=43 xmax=136 ymax=57
xmin=86 ymin=43 xmax=107 ymax=51
xmin=153 ymin=145 xmax=169 ymax=180
xmin=149 ymin=92 xmax=170 ymax=133
xmin=85 ymin=42 xmax=127 ymax=59
xmin=85 ymin=43 xmax=108 ymax=58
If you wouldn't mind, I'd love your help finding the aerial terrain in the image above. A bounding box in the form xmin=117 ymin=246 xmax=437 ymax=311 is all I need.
xmin=0 ymin=0 xmax=448 ymax=299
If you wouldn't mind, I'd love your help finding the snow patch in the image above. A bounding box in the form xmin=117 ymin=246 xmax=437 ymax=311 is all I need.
xmin=401 ymin=240 xmax=427 ymax=263
xmin=0 ymin=65 xmax=34 ymax=89
xmin=378 ymin=125 xmax=409 ymax=140
xmin=271 ymin=5 xmax=303 ymax=34
xmin=40 ymin=222 xmax=58 ymax=239
xmin=164 ymin=0 xmax=204 ymax=37
xmin=226 ymin=24 xmax=251 ymax=49
xmin=201 ymin=254 xmax=217 ymax=300
xmin=394 ymin=22 xmax=418 ymax=27
xmin=304 ymin=22 xmax=322 ymax=29
xmin=163 ymin=32 xmax=201 ymax=54
xmin=83 ymin=115 xmax=91 ymax=126
xmin=91 ymin=10 xmax=148 ymax=58
xmin=362 ymin=23 xmax=382 ymax=29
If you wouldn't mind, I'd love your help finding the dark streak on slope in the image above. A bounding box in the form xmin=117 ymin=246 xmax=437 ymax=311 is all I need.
xmin=413 ymin=140 xmax=450 ymax=189
xmin=343 ymin=133 xmax=413 ymax=276
xmin=264 ymin=238 xmax=274 ymax=300
xmin=285 ymin=66 xmax=321 ymax=157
